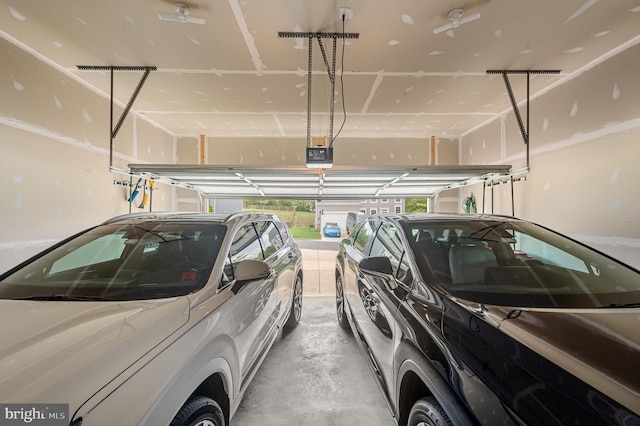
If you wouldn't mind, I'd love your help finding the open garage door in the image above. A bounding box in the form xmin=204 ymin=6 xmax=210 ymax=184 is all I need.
xmin=125 ymin=164 xmax=513 ymax=200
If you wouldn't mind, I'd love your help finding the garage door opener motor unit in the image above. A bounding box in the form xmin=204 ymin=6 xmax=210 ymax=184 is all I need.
xmin=306 ymin=147 xmax=333 ymax=168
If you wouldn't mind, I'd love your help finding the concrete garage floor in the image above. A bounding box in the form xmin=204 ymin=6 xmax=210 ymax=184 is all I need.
xmin=231 ymin=243 xmax=395 ymax=425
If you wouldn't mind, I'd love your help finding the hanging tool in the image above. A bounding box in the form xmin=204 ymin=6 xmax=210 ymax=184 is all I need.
xmin=128 ymin=177 xmax=143 ymax=203
xmin=138 ymin=179 xmax=149 ymax=208
xmin=148 ymin=180 xmax=155 ymax=211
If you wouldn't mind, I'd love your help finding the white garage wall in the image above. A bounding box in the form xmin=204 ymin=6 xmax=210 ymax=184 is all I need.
xmin=0 ymin=38 xmax=176 ymax=273
xmin=179 ymin=134 xmax=457 ymax=213
xmin=204 ymin=136 xmax=432 ymax=167
xmin=2 ymin=32 xmax=637 ymax=272
xmin=458 ymin=42 xmax=640 ymax=268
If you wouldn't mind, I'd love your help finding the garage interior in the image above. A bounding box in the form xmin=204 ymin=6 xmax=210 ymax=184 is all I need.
xmin=1 ymin=0 xmax=639 ymax=423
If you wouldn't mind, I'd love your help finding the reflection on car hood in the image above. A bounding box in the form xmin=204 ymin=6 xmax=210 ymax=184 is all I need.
xmin=486 ymin=304 xmax=640 ymax=413
xmin=0 ymin=298 xmax=189 ymax=410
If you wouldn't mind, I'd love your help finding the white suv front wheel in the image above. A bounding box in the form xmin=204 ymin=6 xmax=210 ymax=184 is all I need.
xmin=170 ymin=396 xmax=225 ymax=426
xmin=285 ymin=274 xmax=303 ymax=328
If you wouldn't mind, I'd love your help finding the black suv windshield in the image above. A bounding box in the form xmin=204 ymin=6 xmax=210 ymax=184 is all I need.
xmin=409 ymin=220 xmax=640 ymax=308
xmin=0 ymin=222 xmax=226 ymax=301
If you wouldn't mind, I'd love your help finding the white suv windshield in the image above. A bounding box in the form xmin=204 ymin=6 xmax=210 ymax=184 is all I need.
xmin=0 ymin=222 xmax=227 ymax=301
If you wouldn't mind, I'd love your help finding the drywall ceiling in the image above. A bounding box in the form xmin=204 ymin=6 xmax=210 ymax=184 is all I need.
xmin=3 ymin=0 xmax=639 ymax=141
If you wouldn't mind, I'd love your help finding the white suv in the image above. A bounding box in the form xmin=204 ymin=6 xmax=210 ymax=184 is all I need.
xmin=0 ymin=212 xmax=303 ymax=426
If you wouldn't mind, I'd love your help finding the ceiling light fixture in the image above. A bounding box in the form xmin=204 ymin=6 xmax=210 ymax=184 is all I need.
xmin=158 ymin=3 xmax=206 ymax=25
xmin=433 ymin=8 xmax=481 ymax=34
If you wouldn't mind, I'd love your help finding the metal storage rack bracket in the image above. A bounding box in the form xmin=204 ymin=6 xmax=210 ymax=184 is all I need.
xmin=486 ymin=69 xmax=561 ymax=168
xmin=76 ymin=65 xmax=157 ymax=167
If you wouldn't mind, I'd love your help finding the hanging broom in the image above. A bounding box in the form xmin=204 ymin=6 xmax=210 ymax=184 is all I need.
xmin=128 ymin=177 xmax=143 ymax=203
xmin=138 ymin=179 xmax=149 ymax=208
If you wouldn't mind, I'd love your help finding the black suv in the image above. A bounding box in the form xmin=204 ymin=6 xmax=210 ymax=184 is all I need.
xmin=335 ymin=213 xmax=640 ymax=425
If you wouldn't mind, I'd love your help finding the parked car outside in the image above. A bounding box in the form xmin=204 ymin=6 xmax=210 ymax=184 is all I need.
xmin=323 ymin=222 xmax=341 ymax=238
xmin=0 ymin=211 xmax=303 ymax=426
xmin=346 ymin=212 xmax=366 ymax=235
xmin=335 ymin=213 xmax=640 ymax=426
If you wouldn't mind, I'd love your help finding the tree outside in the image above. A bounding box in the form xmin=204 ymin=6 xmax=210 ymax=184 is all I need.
xmin=243 ymin=200 xmax=318 ymax=238
xmin=244 ymin=199 xmax=314 ymax=212
xmin=405 ymin=198 xmax=428 ymax=213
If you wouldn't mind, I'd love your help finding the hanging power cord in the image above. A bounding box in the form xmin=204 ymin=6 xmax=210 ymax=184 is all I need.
xmin=330 ymin=14 xmax=347 ymax=147
xmin=278 ymin=23 xmax=357 ymax=151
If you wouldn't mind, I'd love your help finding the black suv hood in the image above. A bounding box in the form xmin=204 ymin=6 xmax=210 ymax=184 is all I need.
xmin=443 ymin=298 xmax=640 ymax=422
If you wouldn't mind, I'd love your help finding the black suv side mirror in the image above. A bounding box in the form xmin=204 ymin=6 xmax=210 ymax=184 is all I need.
xmin=358 ymin=256 xmax=399 ymax=291
xmin=359 ymin=256 xmax=393 ymax=275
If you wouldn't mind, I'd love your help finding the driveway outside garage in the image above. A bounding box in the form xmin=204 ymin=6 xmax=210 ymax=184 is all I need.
xmin=299 ymin=241 xmax=341 ymax=297
xmin=231 ymin=241 xmax=394 ymax=425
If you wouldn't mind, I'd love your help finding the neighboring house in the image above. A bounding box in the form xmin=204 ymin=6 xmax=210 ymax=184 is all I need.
xmin=208 ymin=199 xmax=243 ymax=214
xmin=316 ymin=199 xmax=406 ymax=229
xmin=206 ymin=198 xmax=407 ymax=230
xmin=358 ymin=198 xmax=405 ymax=215
xmin=315 ymin=200 xmax=357 ymax=231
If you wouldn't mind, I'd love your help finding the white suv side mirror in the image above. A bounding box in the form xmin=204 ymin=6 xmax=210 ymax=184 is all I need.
xmin=235 ymin=259 xmax=271 ymax=281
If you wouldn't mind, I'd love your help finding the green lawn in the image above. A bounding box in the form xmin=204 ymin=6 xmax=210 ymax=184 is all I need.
xmin=242 ymin=207 xmax=320 ymax=239
xmin=289 ymin=227 xmax=321 ymax=240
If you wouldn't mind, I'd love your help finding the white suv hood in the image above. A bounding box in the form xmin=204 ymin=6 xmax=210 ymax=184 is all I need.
xmin=0 ymin=297 xmax=189 ymax=409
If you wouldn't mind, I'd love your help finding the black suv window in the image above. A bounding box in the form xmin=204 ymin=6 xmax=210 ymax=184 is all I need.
xmin=410 ymin=219 xmax=640 ymax=308
xmin=371 ymin=222 xmax=413 ymax=286
xmin=370 ymin=223 xmax=403 ymax=259
xmin=274 ymin=221 xmax=291 ymax=245
xmin=353 ymin=219 xmax=379 ymax=255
